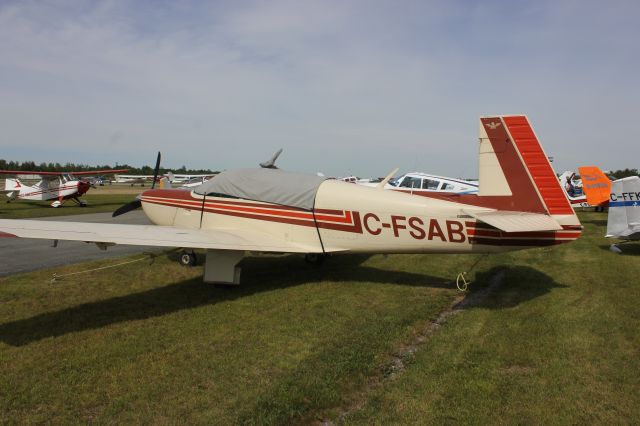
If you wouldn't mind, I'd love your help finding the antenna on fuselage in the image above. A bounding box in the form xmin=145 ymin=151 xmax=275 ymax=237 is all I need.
xmin=260 ymin=148 xmax=283 ymax=169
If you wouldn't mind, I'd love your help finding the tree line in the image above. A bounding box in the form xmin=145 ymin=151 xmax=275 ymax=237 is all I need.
xmin=0 ymin=159 xmax=218 ymax=176
xmin=607 ymin=168 xmax=639 ymax=180
xmin=1 ymin=158 xmax=636 ymax=179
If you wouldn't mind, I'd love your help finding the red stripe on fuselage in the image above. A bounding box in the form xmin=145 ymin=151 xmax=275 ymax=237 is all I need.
xmin=17 ymin=184 xmax=79 ymax=198
xmin=141 ymin=192 xmax=363 ymax=233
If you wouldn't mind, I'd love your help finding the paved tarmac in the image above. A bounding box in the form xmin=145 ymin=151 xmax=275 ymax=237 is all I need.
xmin=0 ymin=211 xmax=158 ymax=277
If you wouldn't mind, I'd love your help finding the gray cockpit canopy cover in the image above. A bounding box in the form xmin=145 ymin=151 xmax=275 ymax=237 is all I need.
xmin=194 ymin=168 xmax=329 ymax=210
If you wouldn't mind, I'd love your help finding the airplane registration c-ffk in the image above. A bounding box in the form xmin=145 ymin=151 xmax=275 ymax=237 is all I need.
xmin=0 ymin=115 xmax=582 ymax=285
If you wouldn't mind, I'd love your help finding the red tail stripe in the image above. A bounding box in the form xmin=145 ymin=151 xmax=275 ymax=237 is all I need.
xmin=503 ymin=116 xmax=574 ymax=215
xmin=467 ymin=229 xmax=581 ymax=239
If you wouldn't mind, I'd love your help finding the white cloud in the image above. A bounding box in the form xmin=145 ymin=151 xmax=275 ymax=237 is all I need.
xmin=0 ymin=0 xmax=638 ymax=176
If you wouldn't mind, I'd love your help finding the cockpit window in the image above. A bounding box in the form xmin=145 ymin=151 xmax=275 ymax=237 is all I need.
xmin=442 ymin=183 xmax=455 ymax=191
xmin=422 ymin=179 xmax=439 ymax=190
xmin=399 ymin=176 xmax=422 ymax=188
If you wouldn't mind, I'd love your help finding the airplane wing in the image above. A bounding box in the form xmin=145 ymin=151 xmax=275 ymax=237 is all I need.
xmin=462 ymin=210 xmax=563 ymax=232
xmin=0 ymin=169 xmax=129 ymax=177
xmin=0 ymin=219 xmax=325 ymax=253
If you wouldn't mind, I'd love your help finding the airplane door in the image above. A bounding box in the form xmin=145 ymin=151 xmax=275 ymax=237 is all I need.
xmin=171 ymin=191 xmax=205 ymax=228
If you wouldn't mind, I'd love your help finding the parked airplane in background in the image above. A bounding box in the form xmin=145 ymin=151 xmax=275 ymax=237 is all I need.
xmin=559 ymin=167 xmax=612 ymax=210
xmin=342 ymin=173 xmax=478 ymax=195
xmin=559 ymin=170 xmax=588 ymax=207
xmin=178 ymin=175 xmax=215 ymax=189
xmin=0 ymin=116 xmax=582 ymax=285
xmin=113 ymin=174 xmax=150 ymax=186
xmin=606 ymin=175 xmax=640 ymax=253
xmin=361 ymin=173 xmax=478 ymax=195
xmin=578 ymin=166 xmax=611 ymax=209
xmin=114 ymin=172 xmax=216 ymax=186
xmin=1 ymin=169 xmax=129 ymax=207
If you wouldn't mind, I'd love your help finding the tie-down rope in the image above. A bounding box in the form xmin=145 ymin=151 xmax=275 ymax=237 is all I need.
xmin=50 ymin=253 xmax=158 ymax=283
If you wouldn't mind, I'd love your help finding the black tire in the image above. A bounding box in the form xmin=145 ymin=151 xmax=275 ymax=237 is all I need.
xmin=179 ymin=251 xmax=197 ymax=267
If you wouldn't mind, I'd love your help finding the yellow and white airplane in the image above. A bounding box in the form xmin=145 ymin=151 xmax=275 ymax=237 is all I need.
xmin=0 ymin=115 xmax=582 ymax=284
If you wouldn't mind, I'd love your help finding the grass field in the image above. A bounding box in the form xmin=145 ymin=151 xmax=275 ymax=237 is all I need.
xmin=0 ymin=184 xmax=141 ymax=219
xmin=0 ymin=212 xmax=638 ymax=424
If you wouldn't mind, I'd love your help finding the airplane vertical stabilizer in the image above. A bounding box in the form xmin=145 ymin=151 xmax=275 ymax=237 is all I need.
xmin=606 ymin=176 xmax=640 ymax=239
xmin=479 ymin=115 xmax=576 ymax=218
xmin=578 ymin=166 xmax=611 ymax=206
xmin=4 ymin=178 xmax=21 ymax=191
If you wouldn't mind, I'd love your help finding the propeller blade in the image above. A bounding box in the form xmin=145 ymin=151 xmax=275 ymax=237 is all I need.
xmin=114 ymin=151 xmax=159 ymax=217
xmin=151 ymin=151 xmax=162 ymax=189
xmin=112 ymin=199 xmax=142 ymax=217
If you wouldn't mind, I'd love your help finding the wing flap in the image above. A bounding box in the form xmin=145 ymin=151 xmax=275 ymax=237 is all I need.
xmin=463 ymin=210 xmax=563 ymax=232
xmin=0 ymin=219 xmax=325 ymax=253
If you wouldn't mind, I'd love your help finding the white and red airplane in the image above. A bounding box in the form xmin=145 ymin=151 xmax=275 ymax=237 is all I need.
xmin=1 ymin=169 xmax=129 ymax=207
xmin=0 ymin=115 xmax=582 ymax=284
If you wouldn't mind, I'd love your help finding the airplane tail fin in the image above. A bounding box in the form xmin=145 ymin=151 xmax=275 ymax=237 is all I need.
xmin=577 ymin=166 xmax=611 ymax=207
xmin=4 ymin=178 xmax=21 ymax=191
xmin=607 ymin=176 xmax=640 ymax=239
xmin=158 ymin=176 xmax=171 ymax=189
xmin=476 ymin=115 xmax=580 ymax=230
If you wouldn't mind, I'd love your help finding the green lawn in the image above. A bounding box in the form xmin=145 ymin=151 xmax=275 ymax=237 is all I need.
xmin=0 ymin=212 xmax=638 ymax=424
xmin=343 ymin=212 xmax=640 ymax=424
xmin=0 ymin=194 xmax=134 ymax=219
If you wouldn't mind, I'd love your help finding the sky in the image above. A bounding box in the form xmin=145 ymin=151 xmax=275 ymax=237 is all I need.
xmin=0 ymin=0 xmax=638 ymax=178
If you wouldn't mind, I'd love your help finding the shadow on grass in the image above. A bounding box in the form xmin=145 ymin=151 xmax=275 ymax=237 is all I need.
xmin=466 ymin=265 xmax=568 ymax=310
xmin=598 ymin=242 xmax=640 ymax=256
xmin=0 ymin=254 xmax=451 ymax=346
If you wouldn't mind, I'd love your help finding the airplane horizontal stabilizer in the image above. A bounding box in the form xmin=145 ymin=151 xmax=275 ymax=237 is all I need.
xmin=463 ymin=210 xmax=563 ymax=232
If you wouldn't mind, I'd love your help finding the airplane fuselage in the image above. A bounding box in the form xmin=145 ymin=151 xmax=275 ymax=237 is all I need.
xmin=140 ymin=180 xmax=581 ymax=255
xmin=7 ymin=179 xmax=89 ymax=202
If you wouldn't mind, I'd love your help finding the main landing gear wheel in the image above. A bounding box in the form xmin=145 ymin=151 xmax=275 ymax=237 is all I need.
xmin=79 ymin=200 xmax=87 ymax=207
xmin=179 ymin=250 xmax=198 ymax=266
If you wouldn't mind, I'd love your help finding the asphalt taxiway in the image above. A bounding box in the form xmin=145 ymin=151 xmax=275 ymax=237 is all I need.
xmin=0 ymin=211 xmax=157 ymax=276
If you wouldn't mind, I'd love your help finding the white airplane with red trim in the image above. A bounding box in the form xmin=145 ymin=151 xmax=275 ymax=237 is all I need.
xmin=1 ymin=169 xmax=129 ymax=207
xmin=0 ymin=115 xmax=582 ymax=284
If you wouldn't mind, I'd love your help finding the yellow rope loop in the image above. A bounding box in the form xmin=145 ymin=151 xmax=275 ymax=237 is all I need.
xmin=456 ymin=272 xmax=471 ymax=292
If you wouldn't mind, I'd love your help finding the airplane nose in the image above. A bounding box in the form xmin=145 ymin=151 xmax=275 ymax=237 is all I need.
xmin=78 ymin=180 xmax=91 ymax=194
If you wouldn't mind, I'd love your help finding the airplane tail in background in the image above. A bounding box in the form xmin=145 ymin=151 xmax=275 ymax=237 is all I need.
xmin=578 ymin=166 xmax=611 ymax=207
xmin=606 ymin=176 xmax=640 ymax=240
xmin=4 ymin=178 xmax=21 ymax=191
